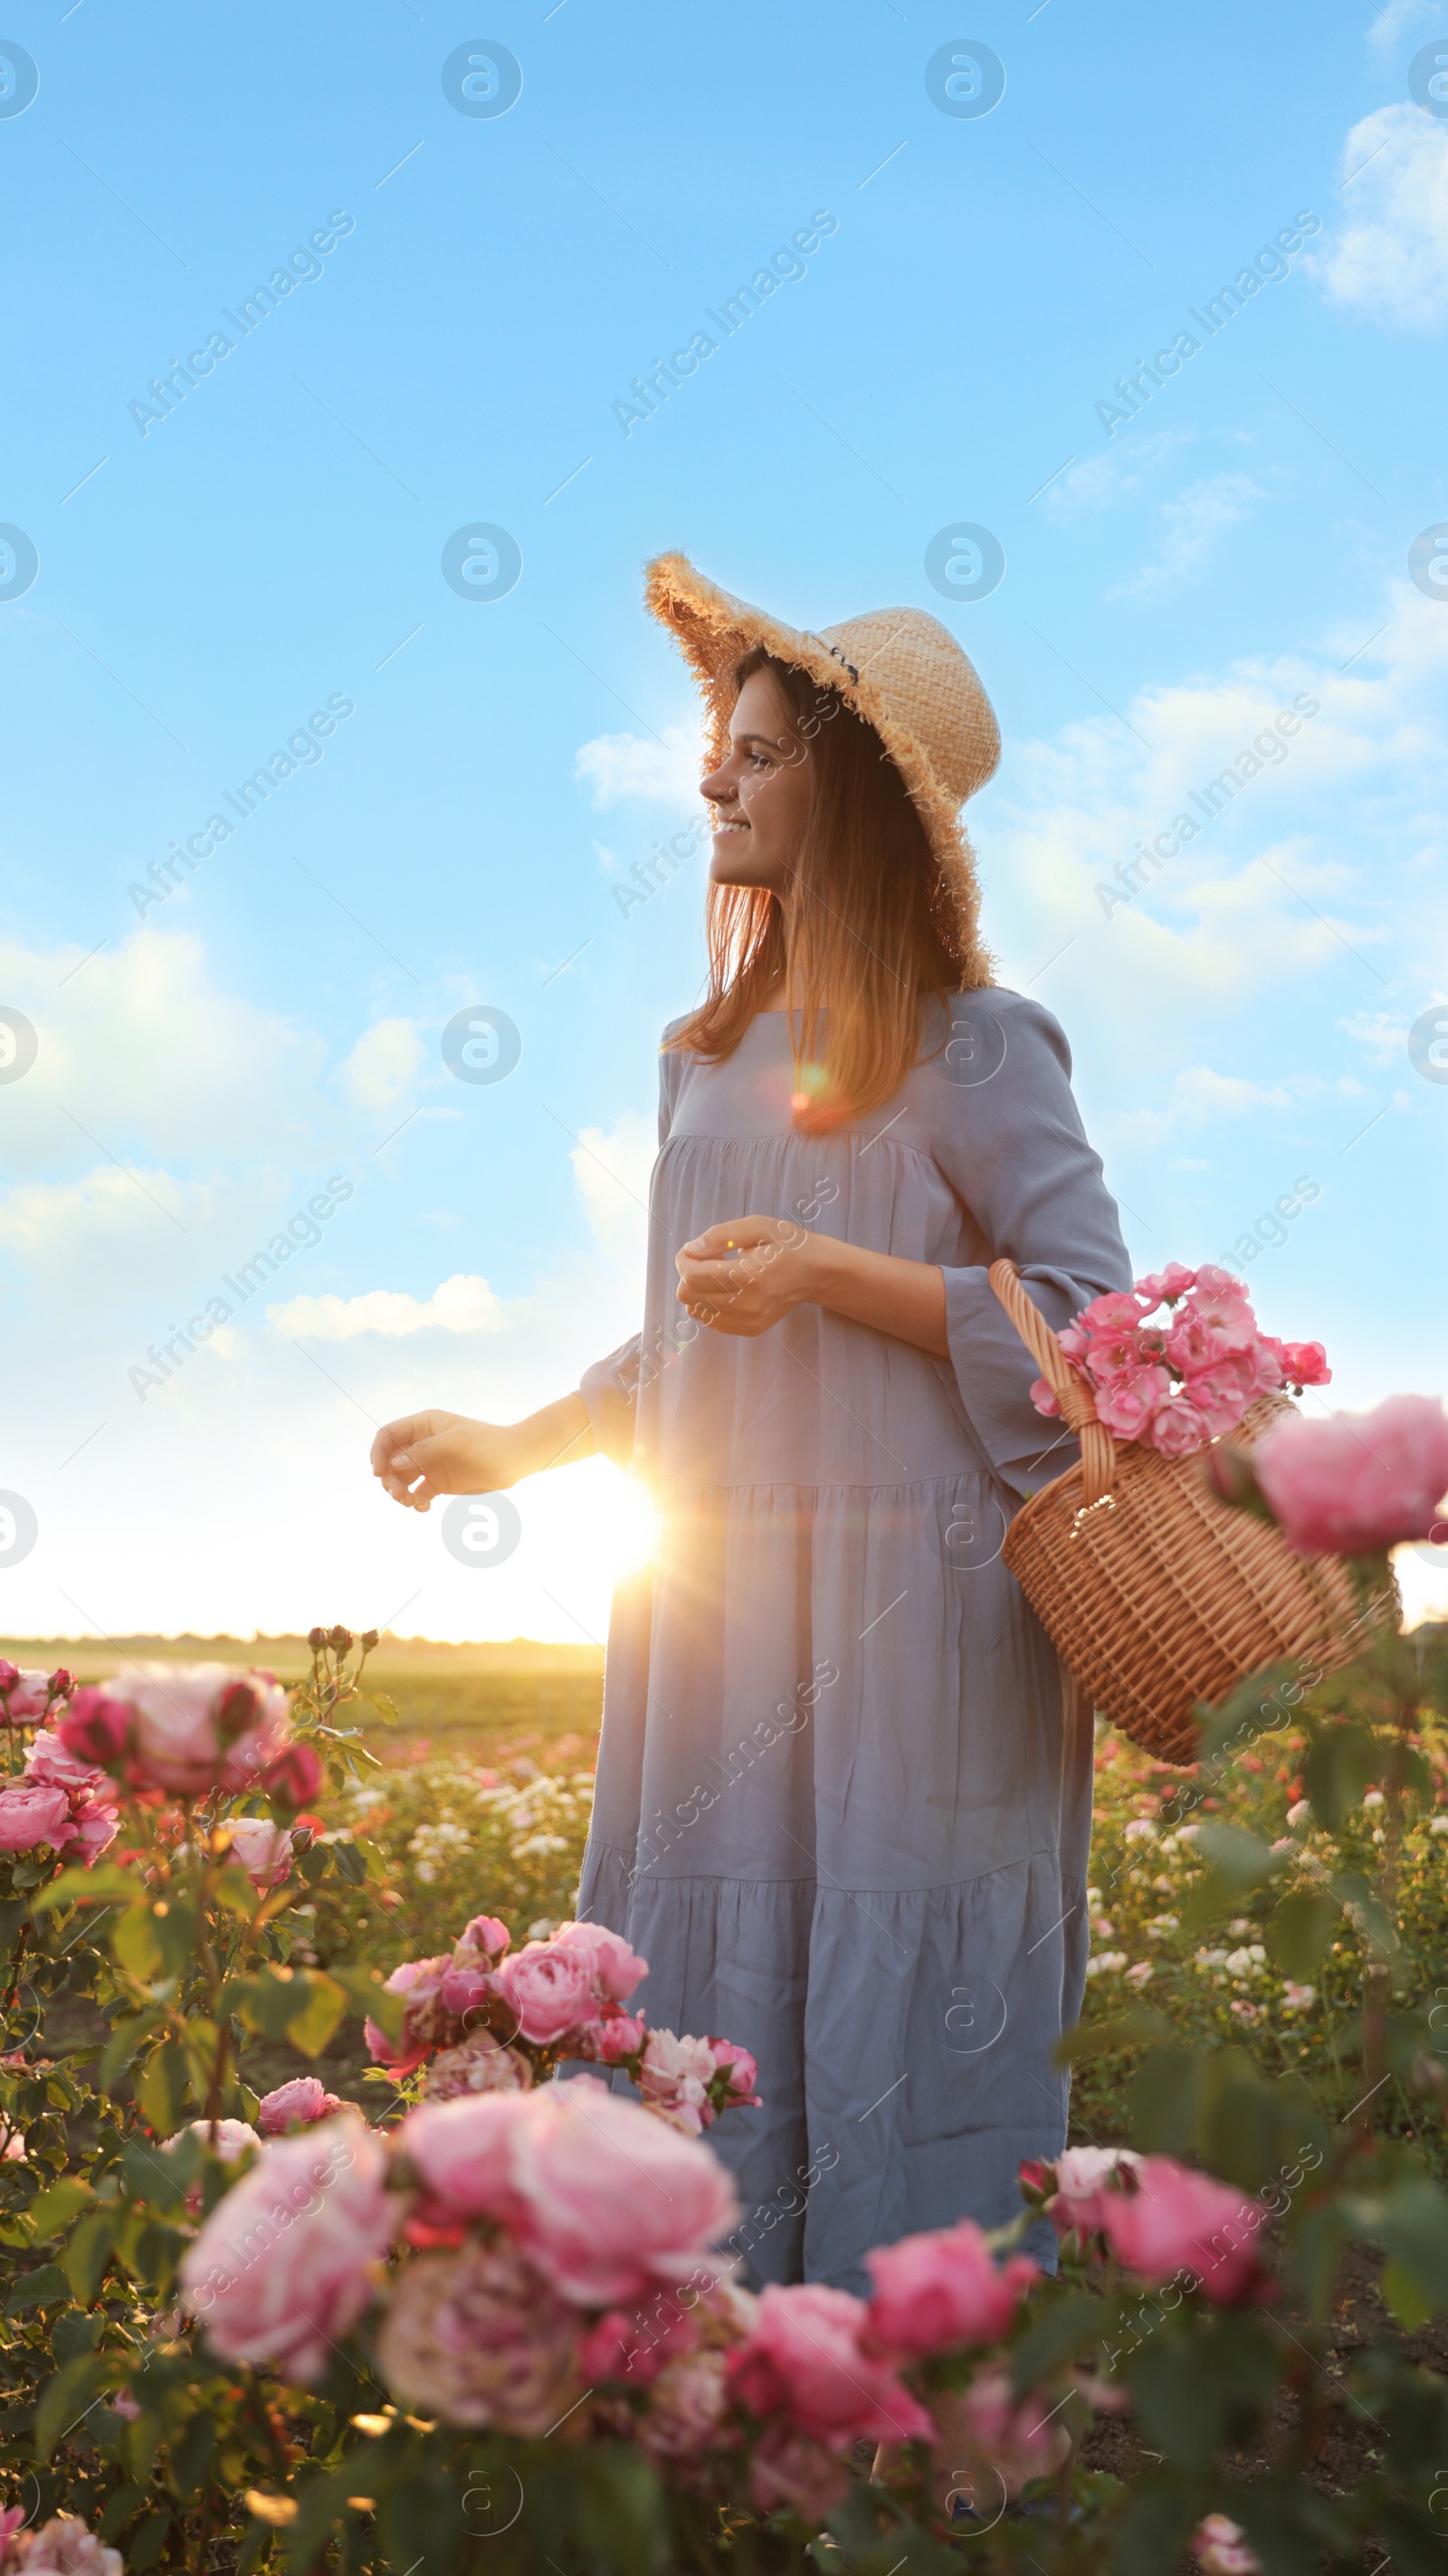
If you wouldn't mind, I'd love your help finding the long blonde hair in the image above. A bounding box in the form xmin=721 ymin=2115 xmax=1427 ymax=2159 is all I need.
xmin=667 ymin=649 xmax=968 ymax=1122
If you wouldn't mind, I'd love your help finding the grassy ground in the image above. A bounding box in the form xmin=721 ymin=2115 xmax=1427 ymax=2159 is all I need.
xmin=10 ymin=1633 xmax=1445 ymax=2159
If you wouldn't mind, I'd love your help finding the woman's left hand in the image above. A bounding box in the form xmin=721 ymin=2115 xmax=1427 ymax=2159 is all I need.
xmin=676 ymin=1215 xmax=822 ymax=1336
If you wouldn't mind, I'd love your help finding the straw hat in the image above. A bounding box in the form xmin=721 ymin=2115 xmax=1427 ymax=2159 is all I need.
xmin=643 ymin=550 xmax=1000 ymax=988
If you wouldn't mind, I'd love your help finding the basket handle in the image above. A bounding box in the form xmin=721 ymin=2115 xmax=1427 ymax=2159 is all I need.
xmin=987 ymin=1259 xmax=1116 ymax=1508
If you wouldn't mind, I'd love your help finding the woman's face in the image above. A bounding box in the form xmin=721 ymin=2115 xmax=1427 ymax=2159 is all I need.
xmin=701 ymin=669 xmax=813 ymax=890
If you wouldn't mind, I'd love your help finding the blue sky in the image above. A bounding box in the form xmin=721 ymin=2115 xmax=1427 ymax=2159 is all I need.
xmin=2 ymin=0 xmax=1446 ymax=1645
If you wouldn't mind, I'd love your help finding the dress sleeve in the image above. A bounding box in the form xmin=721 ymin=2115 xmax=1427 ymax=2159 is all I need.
xmin=930 ymin=990 xmax=1131 ymax=1499
xmin=576 ymin=1028 xmax=685 ymax=1468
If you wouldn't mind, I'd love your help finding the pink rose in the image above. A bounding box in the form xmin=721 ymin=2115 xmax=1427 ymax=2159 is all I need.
xmin=710 ymin=2038 xmax=760 ymax=2103
xmin=940 ymin=2362 xmax=1072 ymax=2500
xmin=729 ymin=2283 xmax=934 ymax=2448
xmin=454 ymin=1912 xmax=511 ymax=1964
xmin=865 ymin=2219 xmax=1037 ymax=2356
xmin=1097 ymin=2155 xmax=1266 ymax=2302
xmin=56 ymin=1691 xmax=132 ymax=1770
xmin=257 ymin=2077 xmax=344 ymax=2134
xmin=62 ymin=1664 xmax=291 ymax=1800
xmin=1046 ymin=2145 xmax=1143 ymax=2235
xmin=62 ymin=1801 xmax=119 ymax=1865
xmin=1193 ymin=2512 xmax=1263 ymax=2573
xmin=438 ymin=1960 xmax=497 ymax=2020
xmin=24 ymin=1731 xmax=119 ymax=1807
xmin=548 ymin=1918 xmax=648 ymax=2002
xmin=515 ymin=2077 xmax=739 ymax=2306
xmin=1278 ymin=1341 xmax=1329 ymax=1389
xmin=1029 ymin=1375 xmax=1062 ymax=1420
xmin=493 ymin=1938 xmax=603 ymax=2046
xmin=637 ymin=2029 xmax=718 ymax=2133
xmin=8 ymin=2514 xmax=124 ymax=2574
xmin=225 ymin=1816 xmax=294 ymax=1889
xmin=1083 ymin=1326 xmax=1148 ymax=1382
xmin=262 ymin=1742 xmax=325 ymax=1809
xmin=1253 ymin=1394 xmax=1448 ymax=1556
xmin=1080 ymin=1289 xmax=1151 ymax=1337
xmin=400 ymin=2092 xmax=538 ymax=2231
xmin=1092 ymin=1364 xmax=1171 ymax=1440
xmin=0 ymin=1668 xmax=64 ymax=1725
xmin=1136 ymin=1263 xmax=1197 ymax=1307
xmin=365 ymin=1955 xmax=452 ymax=2073
xmin=1148 ymin=1398 xmax=1211 ymax=1459
xmin=376 ymin=2239 xmax=584 ymax=2435
xmin=1183 ymin=1353 xmax=1259 ymax=1439
xmin=589 ymin=2012 xmax=646 ymax=2065
xmin=179 ymin=2115 xmax=395 ymax=2381
xmin=749 ymin=2425 xmax=852 ymax=2520
xmin=0 ymin=1782 xmax=73 ymax=1854
xmin=639 ymin=2347 xmax=732 ymax=2464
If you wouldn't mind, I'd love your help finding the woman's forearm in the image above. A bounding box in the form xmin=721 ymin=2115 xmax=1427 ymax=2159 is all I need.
xmin=807 ymin=1238 xmax=949 ymax=1359
xmin=512 ymin=1390 xmax=595 ymax=1477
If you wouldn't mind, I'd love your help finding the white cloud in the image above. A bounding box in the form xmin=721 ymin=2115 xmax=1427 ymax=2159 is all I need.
xmin=340 ymin=1017 xmax=424 ymax=1109
xmin=569 ymin=1112 xmax=655 ymax=1278
xmin=0 ymin=927 xmax=324 ymax=1172
xmin=575 ymin=723 xmax=704 ymax=809
xmin=268 ymin=1273 xmax=505 ymax=1340
xmin=1041 ymin=429 xmax=1191 ymax=520
xmin=1367 ymin=0 xmax=1439 ymax=51
xmin=2 ymin=1163 xmax=198 ymax=1266
xmin=1316 ymin=104 xmax=1448 ymax=326
xmin=988 ymin=579 xmax=1448 ymax=1029
xmin=1110 ymin=475 xmax=1262 ymax=602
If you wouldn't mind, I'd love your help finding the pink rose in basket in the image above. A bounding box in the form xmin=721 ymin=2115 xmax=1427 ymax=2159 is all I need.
xmin=1092 ymin=1364 xmax=1171 ymax=1440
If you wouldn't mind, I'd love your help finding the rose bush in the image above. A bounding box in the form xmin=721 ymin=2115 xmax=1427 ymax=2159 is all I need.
xmin=4 ymin=1565 xmax=1448 ymax=2573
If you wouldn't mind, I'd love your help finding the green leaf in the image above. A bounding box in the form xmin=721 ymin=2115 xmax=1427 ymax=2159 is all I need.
xmin=1383 ymin=2258 xmax=1435 ymax=2332
xmin=1267 ymin=1887 xmax=1338 ymax=1979
xmin=1303 ymin=1720 xmax=1378 ymax=1829
xmin=110 ymin=1903 xmax=163 ymax=1978
xmin=26 ymin=2175 xmax=93 ymax=2238
xmin=99 ymin=2007 xmax=165 ymax=2096
xmin=1329 ymin=1868 xmax=1398 ymax=1962
xmin=1054 ymin=2007 xmax=1170 ymax=2066
xmin=332 ymin=1839 xmax=366 ymax=1887
xmin=1196 ymin=1661 xmax=1300 ymax=1764
xmin=283 ymin=1970 xmax=347 ymax=2059
xmin=1103 ymin=2477 xmax=1202 ymax=2576
xmin=1344 ymin=2174 xmax=1448 ymax=2316
xmin=135 ymin=2040 xmax=191 ymax=2137
xmin=214 ymin=1865 xmax=261 ymax=1919
xmin=1009 ymin=2290 xmax=1110 ymax=2396
xmin=1129 ymin=2046 xmax=1207 ymax=2158
xmin=63 ymin=2209 xmax=115 ymax=2305
xmin=331 ymin=1963 xmax=404 ymax=2039
xmin=31 ymin=1862 xmax=147 ymax=1915
xmin=99 ymin=2484 xmax=149 ymax=2543
xmin=5 ymin=2258 xmax=68 ymax=2319
xmin=127 ymin=2511 xmax=173 ymax=2572
xmin=34 ymin=2352 xmax=107 ymax=2457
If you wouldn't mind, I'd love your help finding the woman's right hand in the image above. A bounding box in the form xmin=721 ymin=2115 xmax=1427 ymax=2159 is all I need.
xmin=370 ymin=1411 xmax=525 ymax=1512
xmin=370 ymin=1393 xmax=593 ymax=1511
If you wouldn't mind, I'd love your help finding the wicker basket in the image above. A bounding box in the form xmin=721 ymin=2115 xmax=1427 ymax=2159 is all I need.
xmin=989 ymin=1259 xmax=1367 ymax=1763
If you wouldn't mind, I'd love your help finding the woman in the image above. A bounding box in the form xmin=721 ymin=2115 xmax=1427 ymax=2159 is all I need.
xmin=371 ymin=553 xmax=1131 ymax=2292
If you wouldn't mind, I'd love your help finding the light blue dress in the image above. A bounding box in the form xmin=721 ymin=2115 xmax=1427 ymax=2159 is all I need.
xmin=576 ymin=990 xmax=1130 ymax=2292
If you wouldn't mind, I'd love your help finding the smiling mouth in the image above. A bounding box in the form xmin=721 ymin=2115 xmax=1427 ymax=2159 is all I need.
xmin=712 ymin=812 xmax=749 ymax=833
